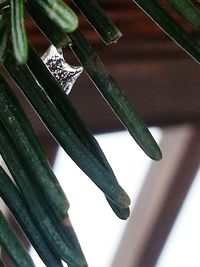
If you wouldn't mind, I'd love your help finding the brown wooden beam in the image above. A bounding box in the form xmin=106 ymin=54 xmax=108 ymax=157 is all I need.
xmin=136 ymin=126 xmax=200 ymax=267
xmin=112 ymin=125 xmax=200 ymax=267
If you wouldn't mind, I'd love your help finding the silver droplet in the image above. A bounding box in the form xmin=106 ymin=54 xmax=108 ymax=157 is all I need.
xmin=41 ymin=45 xmax=83 ymax=94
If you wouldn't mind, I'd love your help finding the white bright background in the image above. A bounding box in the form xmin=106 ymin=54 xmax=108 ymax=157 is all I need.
xmin=54 ymin=129 xmax=161 ymax=267
xmin=30 ymin=128 xmax=161 ymax=266
xmin=28 ymin=127 xmax=200 ymax=266
xmin=156 ymin=167 xmax=200 ymax=267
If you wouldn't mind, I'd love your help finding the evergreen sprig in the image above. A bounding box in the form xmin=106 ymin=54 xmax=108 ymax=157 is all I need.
xmin=0 ymin=0 xmax=199 ymax=266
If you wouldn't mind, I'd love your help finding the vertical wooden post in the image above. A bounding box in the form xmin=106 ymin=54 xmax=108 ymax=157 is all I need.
xmin=112 ymin=125 xmax=200 ymax=267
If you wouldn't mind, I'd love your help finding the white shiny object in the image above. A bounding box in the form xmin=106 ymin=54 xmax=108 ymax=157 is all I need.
xmin=41 ymin=45 xmax=83 ymax=94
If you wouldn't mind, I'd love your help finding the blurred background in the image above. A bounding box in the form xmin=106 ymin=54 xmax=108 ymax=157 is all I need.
xmin=1 ymin=0 xmax=200 ymax=266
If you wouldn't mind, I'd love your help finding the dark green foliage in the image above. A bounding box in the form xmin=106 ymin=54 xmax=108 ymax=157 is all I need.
xmin=27 ymin=44 xmax=130 ymax=219
xmin=4 ymin=52 xmax=130 ymax=209
xmin=68 ymin=29 xmax=162 ymax=160
xmin=0 ymin=211 xmax=36 ymax=267
xmin=133 ymin=0 xmax=200 ymax=64
xmin=0 ymin=162 xmax=63 ymax=267
xmin=0 ymin=122 xmax=86 ymax=266
xmin=167 ymin=0 xmax=200 ymax=28
xmin=0 ymin=13 xmax=10 ymax=62
xmin=31 ymin=0 xmax=78 ymax=33
xmin=11 ymin=0 xmax=28 ymax=63
xmin=71 ymin=0 xmax=122 ymax=44
xmin=0 ymin=258 xmax=5 ymax=267
xmin=0 ymin=0 xmax=199 ymax=266
xmin=0 ymin=75 xmax=69 ymax=218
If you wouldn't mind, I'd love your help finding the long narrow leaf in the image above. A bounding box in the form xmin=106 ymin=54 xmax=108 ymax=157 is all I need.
xmin=132 ymin=0 xmax=200 ymax=63
xmin=0 ymin=123 xmax=86 ymax=266
xmin=27 ymin=1 xmax=71 ymax=47
xmin=68 ymin=29 xmax=162 ymax=160
xmin=0 ymin=14 xmax=10 ymax=63
xmin=0 ymin=74 xmax=69 ymax=218
xmin=167 ymin=0 xmax=200 ymax=28
xmin=4 ymin=53 xmax=130 ymax=209
xmin=11 ymin=0 xmax=28 ymax=63
xmin=28 ymin=0 xmax=77 ymax=34
xmin=0 ymin=164 xmax=63 ymax=267
xmin=72 ymin=0 xmax=122 ymax=44
xmin=27 ymin=44 xmax=130 ymax=219
xmin=0 ymin=211 xmax=36 ymax=267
